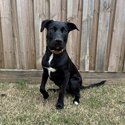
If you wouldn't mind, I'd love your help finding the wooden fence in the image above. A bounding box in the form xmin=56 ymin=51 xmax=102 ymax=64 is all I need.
xmin=0 ymin=0 xmax=125 ymax=73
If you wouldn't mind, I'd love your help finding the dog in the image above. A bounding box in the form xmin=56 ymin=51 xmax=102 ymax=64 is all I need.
xmin=40 ymin=20 xmax=106 ymax=109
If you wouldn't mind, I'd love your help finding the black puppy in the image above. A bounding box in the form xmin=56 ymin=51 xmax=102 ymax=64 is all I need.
xmin=40 ymin=20 xmax=105 ymax=109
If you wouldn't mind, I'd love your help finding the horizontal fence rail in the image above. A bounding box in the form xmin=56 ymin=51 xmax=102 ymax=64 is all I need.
xmin=0 ymin=0 xmax=125 ymax=73
xmin=0 ymin=69 xmax=125 ymax=84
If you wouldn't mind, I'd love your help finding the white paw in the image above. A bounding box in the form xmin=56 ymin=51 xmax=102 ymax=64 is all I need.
xmin=74 ymin=101 xmax=79 ymax=106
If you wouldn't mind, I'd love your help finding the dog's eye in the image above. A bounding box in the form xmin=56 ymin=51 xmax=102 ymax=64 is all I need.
xmin=50 ymin=27 xmax=57 ymax=32
xmin=53 ymin=27 xmax=57 ymax=32
xmin=61 ymin=27 xmax=68 ymax=33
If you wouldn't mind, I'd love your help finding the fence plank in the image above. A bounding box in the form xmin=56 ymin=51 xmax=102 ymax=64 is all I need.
xmin=0 ymin=0 xmax=15 ymax=68
xmin=50 ymin=0 xmax=61 ymax=20
xmin=95 ymin=0 xmax=111 ymax=72
xmin=67 ymin=0 xmax=81 ymax=68
xmin=34 ymin=0 xmax=42 ymax=69
xmin=11 ymin=0 xmax=22 ymax=69
xmin=0 ymin=9 xmax=4 ymax=68
xmin=108 ymin=0 xmax=125 ymax=72
xmin=89 ymin=0 xmax=100 ymax=71
xmin=16 ymin=0 xmax=36 ymax=69
xmin=77 ymin=0 xmax=83 ymax=69
xmin=118 ymin=29 xmax=125 ymax=71
xmin=124 ymin=60 xmax=125 ymax=72
xmin=41 ymin=0 xmax=49 ymax=62
xmin=80 ymin=0 xmax=94 ymax=71
xmin=61 ymin=0 xmax=67 ymax=21
xmin=105 ymin=0 xmax=117 ymax=71
xmin=34 ymin=0 xmax=49 ymax=69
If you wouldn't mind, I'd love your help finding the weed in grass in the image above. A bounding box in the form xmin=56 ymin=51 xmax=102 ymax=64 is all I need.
xmin=15 ymin=80 xmax=28 ymax=90
xmin=85 ymin=96 xmax=105 ymax=109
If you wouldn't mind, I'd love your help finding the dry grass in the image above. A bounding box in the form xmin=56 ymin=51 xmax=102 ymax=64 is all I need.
xmin=1 ymin=79 xmax=125 ymax=125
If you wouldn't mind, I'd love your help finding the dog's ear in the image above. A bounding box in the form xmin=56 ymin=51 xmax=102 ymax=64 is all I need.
xmin=40 ymin=20 xmax=53 ymax=32
xmin=67 ymin=22 xmax=79 ymax=32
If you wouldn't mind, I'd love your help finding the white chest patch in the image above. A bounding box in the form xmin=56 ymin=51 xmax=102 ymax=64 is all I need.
xmin=47 ymin=54 xmax=56 ymax=76
xmin=47 ymin=67 xmax=56 ymax=76
xmin=48 ymin=54 xmax=53 ymax=65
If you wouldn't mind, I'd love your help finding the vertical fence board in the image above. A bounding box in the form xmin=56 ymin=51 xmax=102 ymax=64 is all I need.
xmin=105 ymin=0 xmax=117 ymax=71
xmin=67 ymin=0 xmax=75 ymax=65
xmin=123 ymin=30 xmax=125 ymax=72
xmin=0 ymin=0 xmax=15 ymax=68
xmin=124 ymin=60 xmax=125 ymax=72
xmin=34 ymin=0 xmax=49 ymax=69
xmin=80 ymin=0 xmax=89 ymax=71
xmin=16 ymin=0 xmax=36 ymax=69
xmin=34 ymin=0 xmax=42 ymax=69
xmin=95 ymin=0 xmax=111 ymax=72
xmin=0 ymin=7 xmax=4 ymax=68
xmin=50 ymin=0 xmax=61 ymax=20
xmin=80 ymin=0 xmax=94 ymax=71
xmin=108 ymin=0 xmax=125 ymax=72
xmin=77 ymin=0 xmax=83 ymax=69
xmin=11 ymin=0 xmax=22 ymax=69
xmin=118 ymin=29 xmax=125 ymax=71
xmin=42 ymin=0 xmax=49 ymax=58
xmin=89 ymin=0 xmax=100 ymax=71
xmin=61 ymin=0 xmax=67 ymax=21
xmin=67 ymin=0 xmax=81 ymax=68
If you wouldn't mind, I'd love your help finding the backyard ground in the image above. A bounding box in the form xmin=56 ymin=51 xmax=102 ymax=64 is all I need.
xmin=0 ymin=79 xmax=125 ymax=125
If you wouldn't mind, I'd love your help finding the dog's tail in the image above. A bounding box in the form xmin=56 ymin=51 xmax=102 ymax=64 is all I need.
xmin=81 ymin=80 xmax=106 ymax=90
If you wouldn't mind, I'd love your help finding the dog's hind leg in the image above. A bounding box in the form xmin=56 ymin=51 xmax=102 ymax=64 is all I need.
xmin=70 ymin=78 xmax=81 ymax=105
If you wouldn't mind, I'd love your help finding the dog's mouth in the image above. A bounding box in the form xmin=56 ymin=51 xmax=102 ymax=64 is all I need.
xmin=55 ymin=46 xmax=61 ymax=50
xmin=48 ymin=47 xmax=65 ymax=54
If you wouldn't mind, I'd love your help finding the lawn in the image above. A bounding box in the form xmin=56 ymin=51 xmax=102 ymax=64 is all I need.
xmin=0 ymin=79 xmax=125 ymax=125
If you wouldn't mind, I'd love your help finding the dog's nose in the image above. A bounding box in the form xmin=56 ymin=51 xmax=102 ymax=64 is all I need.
xmin=55 ymin=39 xmax=63 ymax=44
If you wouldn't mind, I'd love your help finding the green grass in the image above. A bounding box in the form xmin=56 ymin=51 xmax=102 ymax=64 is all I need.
xmin=1 ymin=79 xmax=125 ymax=125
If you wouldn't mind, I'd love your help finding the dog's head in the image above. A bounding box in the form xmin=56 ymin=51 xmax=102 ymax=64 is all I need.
xmin=40 ymin=20 xmax=79 ymax=52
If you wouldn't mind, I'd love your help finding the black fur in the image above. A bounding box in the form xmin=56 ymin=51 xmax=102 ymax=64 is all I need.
xmin=40 ymin=20 xmax=106 ymax=109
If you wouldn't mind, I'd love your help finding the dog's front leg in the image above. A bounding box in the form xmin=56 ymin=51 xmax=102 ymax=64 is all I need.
xmin=56 ymin=71 xmax=70 ymax=109
xmin=40 ymin=69 xmax=49 ymax=99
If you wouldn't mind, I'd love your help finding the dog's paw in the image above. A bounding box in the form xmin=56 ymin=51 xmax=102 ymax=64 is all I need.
xmin=43 ymin=92 xmax=49 ymax=99
xmin=56 ymin=102 xmax=64 ymax=109
xmin=73 ymin=99 xmax=80 ymax=106
xmin=74 ymin=101 xmax=79 ymax=105
xmin=40 ymin=89 xmax=49 ymax=99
